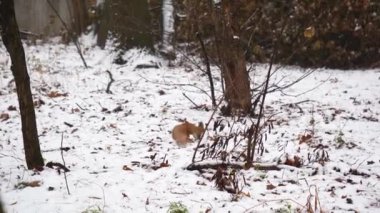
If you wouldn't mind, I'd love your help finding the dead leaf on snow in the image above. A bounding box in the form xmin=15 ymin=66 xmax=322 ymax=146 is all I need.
xmin=34 ymin=99 xmax=45 ymax=108
xmin=122 ymin=165 xmax=133 ymax=171
xmin=16 ymin=180 xmax=42 ymax=189
xmin=0 ymin=113 xmax=10 ymax=121
xmin=47 ymin=91 xmax=68 ymax=98
xmin=196 ymin=181 xmax=207 ymax=186
xmin=284 ymin=155 xmax=303 ymax=168
xmin=266 ymin=182 xmax=276 ymax=190
xmin=71 ymin=108 xmax=80 ymax=113
xmin=8 ymin=105 xmax=17 ymax=111
xmin=112 ymin=105 xmax=123 ymax=113
xmin=299 ymin=133 xmax=313 ymax=144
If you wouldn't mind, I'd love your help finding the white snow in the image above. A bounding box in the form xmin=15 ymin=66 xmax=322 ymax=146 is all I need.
xmin=0 ymin=35 xmax=380 ymax=212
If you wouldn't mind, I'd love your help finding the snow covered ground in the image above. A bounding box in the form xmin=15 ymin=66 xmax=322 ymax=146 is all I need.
xmin=0 ymin=37 xmax=379 ymax=213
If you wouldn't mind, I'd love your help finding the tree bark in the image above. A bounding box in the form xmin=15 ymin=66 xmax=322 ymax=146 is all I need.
xmin=0 ymin=195 xmax=4 ymax=213
xmin=96 ymin=0 xmax=110 ymax=49
xmin=0 ymin=0 xmax=44 ymax=170
xmin=212 ymin=0 xmax=252 ymax=115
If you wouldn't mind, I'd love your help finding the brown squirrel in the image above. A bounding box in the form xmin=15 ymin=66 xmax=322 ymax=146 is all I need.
xmin=172 ymin=121 xmax=205 ymax=147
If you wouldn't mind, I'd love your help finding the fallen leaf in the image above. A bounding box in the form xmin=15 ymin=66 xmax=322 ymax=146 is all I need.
xmin=284 ymin=155 xmax=303 ymax=168
xmin=71 ymin=108 xmax=80 ymax=113
xmin=304 ymin=26 xmax=315 ymax=38
xmin=158 ymin=90 xmax=165 ymax=95
xmin=0 ymin=113 xmax=10 ymax=121
xmin=8 ymin=105 xmax=17 ymax=111
xmin=196 ymin=181 xmax=206 ymax=186
xmin=122 ymin=165 xmax=133 ymax=171
xmin=266 ymin=182 xmax=276 ymax=190
xmin=47 ymin=91 xmax=68 ymax=98
xmin=299 ymin=133 xmax=313 ymax=144
xmin=112 ymin=105 xmax=123 ymax=113
xmin=16 ymin=180 xmax=42 ymax=189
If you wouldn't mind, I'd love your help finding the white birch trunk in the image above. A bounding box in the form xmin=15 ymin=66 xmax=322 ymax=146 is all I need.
xmin=161 ymin=0 xmax=174 ymax=54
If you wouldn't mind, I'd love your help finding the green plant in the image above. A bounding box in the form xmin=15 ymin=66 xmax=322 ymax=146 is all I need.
xmin=334 ymin=131 xmax=345 ymax=148
xmin=168 ymin=202 xmax=189 ymax=213
xmin=258 ymin=172 xmax=267 ymax=180
xmin=81 ymin=205 xmax=102 ymax=213
xmin=274 ymin=202 xmax=293 ymax=213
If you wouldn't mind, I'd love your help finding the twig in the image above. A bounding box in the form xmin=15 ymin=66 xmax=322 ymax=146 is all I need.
xmin=170 ymin=190 xmax=192 ymax=195
xmin=137 ymin=73 xmax=212 ymax=99
xmin=75 ymin=103 xmax=86 ymax=110
xmin=106 ymin=70 xmax=115 ymax=94
xmin=281 ymin=100 xmax=313 ymax=106
xmin=192 ymin=97 xmax=224 ymax=163
xmin=186 ymin=162 xmax=281 ymax=171
xmin=355 ymin=155 xmax=372 ymax=170
xmin=279 ymin=74 xmax=331 ymax=97
xmin=60 ymin=133 xmax=71 ymax=195
xmin=0 ymin=153 xmax=23 ymax=161
xmin=197 ymin=32 xmax=216 ymax=107
xmin=46 ymin=0 xmax=88 ymax=68
xmin=244 ymin=198 xmax=305 ymax=213
xmin=95 ymin=184 xmax=106 ymax=213
xmin=46 ymin=161 xmax=70 ymax=172
xmin=266 ymin=69 xmax=315 ymax=94
xmin=248 ymin=43 xmax=276 ymax=163
xmin=182 ymin=92 xmax=199 ymax=108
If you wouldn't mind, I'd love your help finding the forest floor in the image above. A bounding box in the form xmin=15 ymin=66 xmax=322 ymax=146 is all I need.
xmin=0 ymin=36 xmax=380 ymax=213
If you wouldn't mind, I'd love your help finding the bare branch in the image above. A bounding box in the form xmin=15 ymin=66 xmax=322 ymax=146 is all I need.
xmin=197 ymin=32 xmax=216 ymax=107
xmin=186 ymin=162 xmax=281 ymax=171
xmin=46 ymin=0 xmax=88 ymax=68
xmin=60 ymin=133 xmax=70 ymax=195
xmin=106 ymin=70 xmax=115 ymax=94
xmin=182 ymin=92 xmax=199 ymax=108
xmin=192 ymin=97 xmax=224 ymax=163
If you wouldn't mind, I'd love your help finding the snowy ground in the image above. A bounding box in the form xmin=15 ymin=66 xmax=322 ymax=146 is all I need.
xmin=0 ymin=37 xmax=380 ymax=213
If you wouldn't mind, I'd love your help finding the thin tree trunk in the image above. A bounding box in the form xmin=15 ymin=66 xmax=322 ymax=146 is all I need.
xmin=96 ymin=0 xmax=110 ymax=49
xmin=0 ymin=0 xmax=44 ymax=170
xmin=0 ymin=196 xmax=4 ymax=213
xmin=71 ymin=0 xmax=89 ymax=35
xmin=161 ymin=0 xmax=175 ymax=59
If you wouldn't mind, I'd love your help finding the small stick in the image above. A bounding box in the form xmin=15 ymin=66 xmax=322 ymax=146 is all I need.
xmin=75 ymin=103 xmax=86 ymax=110
xmin=182 ymin=92 xmax=199 ymax=108
xmin=192 ymin=97 xmax=224 ymax=163
xmin=60 ymin=133 xmax=71 ymax=195
xmin=106 ymin=70 xmax=115 ymax=94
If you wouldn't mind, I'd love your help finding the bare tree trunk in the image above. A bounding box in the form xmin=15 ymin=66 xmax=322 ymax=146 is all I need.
xmin=70 ymin=0 xmax=90 ymax=36
xmin=161 ymin=0 xmax=175 ymax=59
xmin=0 ymin=195 xmax=4 ymax=213
xmin=96 ymin=0 xmax=110 ymax=49
xmin=211 ymin=0 xmax=252 ymax=115
xmin=0 ymin=0 xmax=44 ymax=170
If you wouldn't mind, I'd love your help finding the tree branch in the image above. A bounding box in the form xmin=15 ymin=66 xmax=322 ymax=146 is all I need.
xmin=186 ymin=162 xmax=282 ymax=171
xmin=106 ymin=70 xmax=115 ymax=94
xmin=196 ymin=32 xmax=216 ymax=107
xmin=60 ymin=133 xmax=70 ymax=195
xmin=46 ymin=0 xmax=88 ymax=68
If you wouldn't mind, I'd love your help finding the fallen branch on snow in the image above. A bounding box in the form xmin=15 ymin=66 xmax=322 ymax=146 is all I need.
xmin=106 ymin=70 xmax=114 ymax=94
xmin=186 ymin=161 xmax=294 ymax=171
